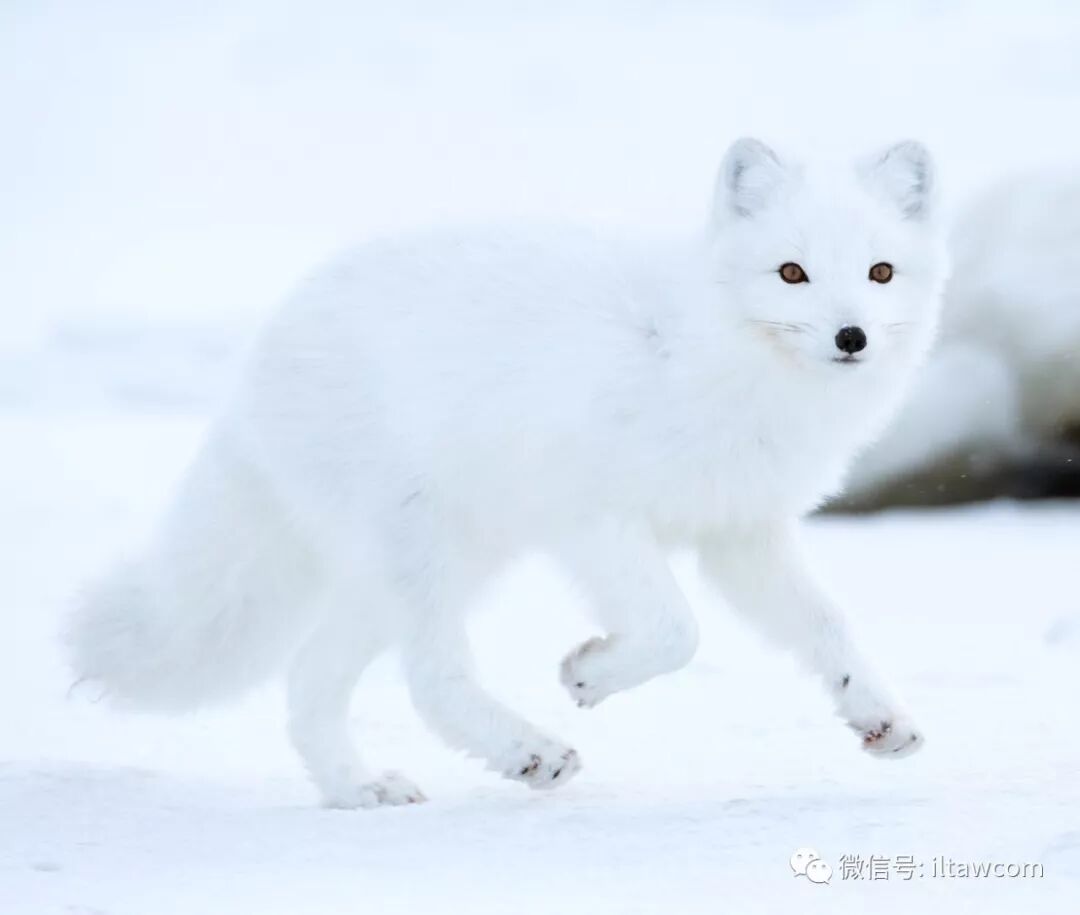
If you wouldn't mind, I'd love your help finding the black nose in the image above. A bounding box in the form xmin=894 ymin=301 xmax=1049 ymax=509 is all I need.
xmin=835 ymin=325 xmax=867 ymax=354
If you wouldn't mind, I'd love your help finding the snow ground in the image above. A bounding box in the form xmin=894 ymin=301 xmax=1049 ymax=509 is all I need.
xmin=2 ymin=410 xmax=1079 ymax=913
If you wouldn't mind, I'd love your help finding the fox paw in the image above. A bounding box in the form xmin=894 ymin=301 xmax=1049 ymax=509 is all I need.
xmin=854 ymin=716 xmax=924 ymax=758
xmin=320 ymin=771 xmax=427 ymax=809
xmin=560 ymin=636 xmax=618 ymax=708
xmin=835 ymin=672 xmax=924 ymax=759
xmin=498 ymin=740 xmax=581 ymax=790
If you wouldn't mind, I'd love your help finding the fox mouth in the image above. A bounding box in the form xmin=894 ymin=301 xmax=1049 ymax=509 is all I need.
xmin=832 ymin=355 xmax=863 ymax=365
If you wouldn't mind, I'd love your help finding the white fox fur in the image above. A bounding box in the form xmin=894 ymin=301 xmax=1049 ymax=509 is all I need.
xmin=67 ymin=139 xmax=947 ymax=808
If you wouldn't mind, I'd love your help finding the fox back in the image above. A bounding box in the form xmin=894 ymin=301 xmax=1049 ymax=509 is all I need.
xmin=232 ymin=139 xmax=947 ymax=546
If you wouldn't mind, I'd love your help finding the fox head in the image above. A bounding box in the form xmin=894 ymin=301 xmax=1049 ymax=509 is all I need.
xmin=710 ymin=138 xmax=947 ymax=377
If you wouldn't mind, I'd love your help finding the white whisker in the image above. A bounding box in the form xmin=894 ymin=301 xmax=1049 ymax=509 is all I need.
xmin=748 ymin=320 xmax=812 ymax=334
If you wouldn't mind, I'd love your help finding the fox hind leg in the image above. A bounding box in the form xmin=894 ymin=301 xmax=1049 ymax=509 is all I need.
xmin=396 ymin=540 xmax=581 ymax=790
xmin=287 ymin=600 xmax=426 ymax=809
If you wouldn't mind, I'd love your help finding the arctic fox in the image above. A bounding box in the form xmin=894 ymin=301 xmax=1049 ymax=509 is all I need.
xmin=67 ymin=139 xmax=946 ymax=808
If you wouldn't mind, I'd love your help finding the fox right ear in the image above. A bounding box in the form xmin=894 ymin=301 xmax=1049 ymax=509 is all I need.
xmin=714 ymin=138 xmax=787 ymax=222
xmin=858 ymin=140 xmax=935 ymax=221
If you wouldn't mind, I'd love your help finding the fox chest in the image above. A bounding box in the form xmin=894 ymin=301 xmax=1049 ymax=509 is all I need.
xmin=647 ymin=403 xmax=856 ymax=531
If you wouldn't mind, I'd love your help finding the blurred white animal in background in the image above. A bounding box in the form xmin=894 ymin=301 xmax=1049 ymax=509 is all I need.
xmin=843 ymin=172 xmax=1080 ymax=507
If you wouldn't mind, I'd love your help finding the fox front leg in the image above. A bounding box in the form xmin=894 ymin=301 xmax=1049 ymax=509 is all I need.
xmin=554 ymin=520 xmax=700 ymax=708
xmin=699 ymin=522 xmax=923 ymax=757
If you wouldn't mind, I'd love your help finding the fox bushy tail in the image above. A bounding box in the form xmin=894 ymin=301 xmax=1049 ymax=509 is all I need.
xmin=65 ymin=431 xmax=323 ymax=711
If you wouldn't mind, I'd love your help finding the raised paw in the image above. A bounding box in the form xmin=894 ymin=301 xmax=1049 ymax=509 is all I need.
xmin=560 ymin=636 xmax=617 ymax=708
xmin=320 ymin=770 xmax=427 ymax=809
xmin=499 ymin=740 xmax=582 ymax=791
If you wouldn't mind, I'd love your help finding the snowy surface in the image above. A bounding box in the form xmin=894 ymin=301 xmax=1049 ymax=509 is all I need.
xmin=3 ymin=410 xmax=1079 ymax=913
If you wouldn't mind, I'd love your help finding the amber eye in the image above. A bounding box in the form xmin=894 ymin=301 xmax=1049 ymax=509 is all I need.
xmin=779 ymin=262 xmax=808 ymax=284
xmin=869 ymin=262 xmax=893 ymax=283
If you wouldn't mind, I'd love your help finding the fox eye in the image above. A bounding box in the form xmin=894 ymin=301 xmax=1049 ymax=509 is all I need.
xmin=869 ymin=262 xmax=893 ymax=283
xmin=778 ymin=262 xmax=808 ymax=284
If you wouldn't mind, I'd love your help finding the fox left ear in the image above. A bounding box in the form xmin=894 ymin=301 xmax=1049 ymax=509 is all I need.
xmin=859 ymin=140 xmax=935 ymax=220
xmin=714 ymin=138 xmax=789 ymax=223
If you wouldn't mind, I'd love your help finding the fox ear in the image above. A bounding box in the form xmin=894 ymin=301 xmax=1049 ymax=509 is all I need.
xmin=859 ymin=140 xmax=935 ymax=220
xmin=714 ymin=138 xmax=788 ymax=221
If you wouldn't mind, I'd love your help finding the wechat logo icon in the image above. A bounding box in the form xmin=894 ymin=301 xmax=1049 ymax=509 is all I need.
xmin=791 ymin=848 xmax=832 ymax=885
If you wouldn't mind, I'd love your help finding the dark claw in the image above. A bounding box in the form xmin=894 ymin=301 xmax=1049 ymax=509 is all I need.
xmin=519 ymin=754 xmax=541 ymax=776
